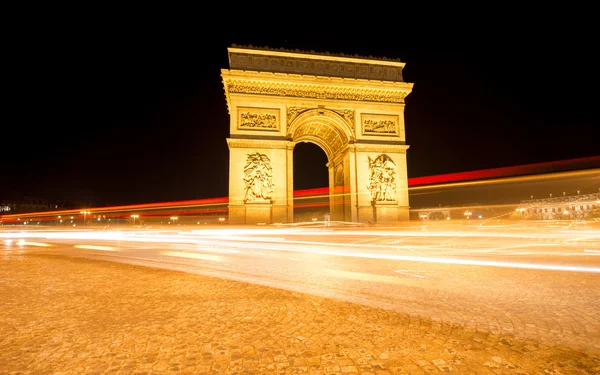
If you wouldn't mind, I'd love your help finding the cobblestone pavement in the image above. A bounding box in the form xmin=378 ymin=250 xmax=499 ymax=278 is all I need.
xmin=1 ymin=253 xmax=599 ymax=374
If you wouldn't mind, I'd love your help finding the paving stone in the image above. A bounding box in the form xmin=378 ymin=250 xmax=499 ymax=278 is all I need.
xmin=0 ymin=254 xmax=599 ymax=374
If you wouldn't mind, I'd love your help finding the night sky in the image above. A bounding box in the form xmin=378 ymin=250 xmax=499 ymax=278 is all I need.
xmin=3 ymin=25 xmax=598 ymax=206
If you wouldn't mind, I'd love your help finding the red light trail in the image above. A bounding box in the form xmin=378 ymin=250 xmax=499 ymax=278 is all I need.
xmin=1 ymin=156 xmax=598 ymax=222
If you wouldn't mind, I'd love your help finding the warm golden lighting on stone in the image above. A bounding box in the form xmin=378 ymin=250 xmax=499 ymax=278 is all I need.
xmin=222 ymin=46 xmax=413 ymax=224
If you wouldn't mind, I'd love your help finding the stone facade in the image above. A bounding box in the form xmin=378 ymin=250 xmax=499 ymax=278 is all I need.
xmin=517 ymin=192 xmax=600 ymax=220
xmin=222 ymin=46 xmax=413 ymax=224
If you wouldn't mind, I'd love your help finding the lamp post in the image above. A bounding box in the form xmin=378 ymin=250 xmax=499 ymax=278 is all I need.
xmin=170 ymin=216 xmax=178 ymax=225
xmin=131 ymin=214 xmax=139 ymax=226
xmin=464 ymin=211 xmax=472 ymax=220
xmin=80 ymin=211 xmax=91 ymax=226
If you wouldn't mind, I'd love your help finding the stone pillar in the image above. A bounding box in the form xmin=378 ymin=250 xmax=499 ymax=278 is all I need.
xmin=346 ymin=146 xmax=359 ymax=222
xmin=329 ymin=159 xmax=346 ymax=222
xmin=354 ymin=144 xmax=410 ymax=223
xmin=227 ymin=138 xmax=290 ymax=224
xmin=286 ymin=143 xmax=294 ymax=223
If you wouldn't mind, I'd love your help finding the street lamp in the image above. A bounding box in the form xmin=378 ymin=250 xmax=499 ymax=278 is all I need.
xmin=131 ymin=214 xmax=139 ymax=226
xmin=464 ymin=211 xmax=472 ymax=220
xmin=80 ymin=211 xmax=91 ymax=226
xmin=170 ymin=216 xmax=178 ymax=225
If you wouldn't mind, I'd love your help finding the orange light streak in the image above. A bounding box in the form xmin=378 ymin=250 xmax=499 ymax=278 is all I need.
xmin=1 ymin=159 xmax=597 ymax=223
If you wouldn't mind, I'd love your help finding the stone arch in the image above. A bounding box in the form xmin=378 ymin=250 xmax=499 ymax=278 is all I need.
xmin=288 ymin=109 xmax=353 ymax=161
xmin=222 ymin=46 xmax=413 ymax=224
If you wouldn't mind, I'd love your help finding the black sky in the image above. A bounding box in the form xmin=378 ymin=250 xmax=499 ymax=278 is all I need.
xmin=3 ymin=21 xmax=598 ymax=206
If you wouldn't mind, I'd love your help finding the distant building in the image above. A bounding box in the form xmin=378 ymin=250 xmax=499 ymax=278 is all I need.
xmin=517 ymin=192 xmax=600 ymax=220
xmin=415 ymin=207 xmax=451 ymax=220
xmin=0 ymin=197 xmax=88 ymax=214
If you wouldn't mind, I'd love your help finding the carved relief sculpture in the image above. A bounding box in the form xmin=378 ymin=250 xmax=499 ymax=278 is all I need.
xmin=243 ymin=153 xmax=274 ymax=201
xmin=367 ymin=154 xmax=397 ymax=202
xmin=364 ymin=119 xmax=396 ymax=133
xmin=330 ymin=108 xmax=355 ymax=131
xmin=240 ymin=112 xmax=277 ymax=129
xmin=286 ymin=106 xmax=309 ymax=129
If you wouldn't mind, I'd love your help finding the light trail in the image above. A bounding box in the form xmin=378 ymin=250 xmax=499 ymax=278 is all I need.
xmin=2 ymin=229 xmax=597 ymax=247
xmin=74 ymin=245 xmax=118 ymax=251
xmin=4 ymin=225 xmax=600 ymax=273
xmin=408 ymin=168 xmax=600 ymax=191
xmin=2 ymin=227 xmax=598 ymax=244
xmin=1 ymin=157 xmax=597 ymax=226
xmin=160 ymin=251 xmax=225 ymax=262
xmin=19 ymin=241 xmax=52 ymax=247
xmin=324 ymin=269 xmax=408 ymax=284
xmin=266 ymin=248 xmax=600 ymax=273
xmin=394 ymin=270 xmax=426 ymax=278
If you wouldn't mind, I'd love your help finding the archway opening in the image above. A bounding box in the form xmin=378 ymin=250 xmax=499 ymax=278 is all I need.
xmin=293 ymin=142 xmax=329 ymax=222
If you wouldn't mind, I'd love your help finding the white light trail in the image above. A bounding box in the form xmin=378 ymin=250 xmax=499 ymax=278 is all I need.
xmin=325 ymin=269 xmax=408 ymax=284
xmin=20 ymin=242 xmax=52 ymax=247
xmin=160 ymin=251 xmax=224 ymax=262
xmin=312 ymin=250 xmax=600 ymax=273
xmin=394 ymin=270 xmax=426 ymax=278
xmin=3 ymin=228 xmax=600 ymax=273
xmin=74 ymin=245 xmax=118 ymax=251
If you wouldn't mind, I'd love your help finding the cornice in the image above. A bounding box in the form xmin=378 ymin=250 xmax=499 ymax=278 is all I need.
xmin=350 ymin=143 xmax=410 ymax=153
xmin=222 ymin=77 xmax=412 ymax=105
xmin=229 ymin=44 xmax=404 ymax=64
xmin=226 ymin=137 xmax=289 ymax=150
xmin=222 ymin=69 xmax=411 ymax=89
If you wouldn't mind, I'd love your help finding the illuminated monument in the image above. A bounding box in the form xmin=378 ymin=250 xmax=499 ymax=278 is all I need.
xmin=221 ymin=45 xmax=414 ymax=224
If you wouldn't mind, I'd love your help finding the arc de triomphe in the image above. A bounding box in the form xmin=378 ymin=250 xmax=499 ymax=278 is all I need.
xmin=221 ymin=45 xmax=413 ymax=224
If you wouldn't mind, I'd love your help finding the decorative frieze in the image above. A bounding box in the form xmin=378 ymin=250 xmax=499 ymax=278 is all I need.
xmin=240 ymin=113 xmax=276 ymax=129
xmin=367 ymin=154 xmax=396 ymax=202
xmin=237 ymin=107 xmax=280 ymax=131
xmin=226 ymin=80 xmax=409 ymax=103
xmin=243 ymin=153 xmax=274 ymax=202
xmin=361 ymin=114 xmax=399 ymax=136
xmin=364 ymin=119 xmax=394 ymax=133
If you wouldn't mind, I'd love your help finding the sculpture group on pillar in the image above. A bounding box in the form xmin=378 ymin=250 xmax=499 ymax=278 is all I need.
xmin=367 ymin=154 xmax=397 ymax=202
xmin=243 ymin=153 xmax=274 ymax=202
